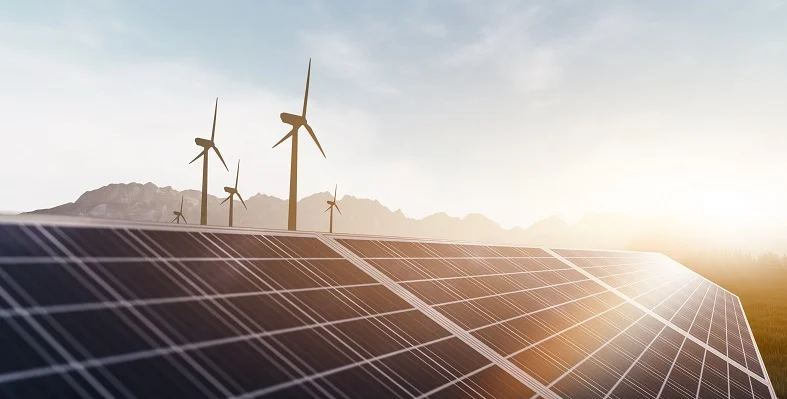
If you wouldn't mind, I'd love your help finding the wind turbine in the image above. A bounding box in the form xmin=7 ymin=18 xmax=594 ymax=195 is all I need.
xmin=325 ymin=184 xmax=342 ymax=233
xmin=220 ymin=160 xmax=247 ymax=227
xmin=189 ymin=97 xmax=229 ymax=225
xmin=171 ymin=196 xmax=187 ymax=224
xmin=272 ymin=58 xmax=326 ymax=231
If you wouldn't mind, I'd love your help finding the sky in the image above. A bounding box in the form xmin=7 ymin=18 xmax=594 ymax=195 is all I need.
xmin=2 ymin=0 xmax=787 ymax=230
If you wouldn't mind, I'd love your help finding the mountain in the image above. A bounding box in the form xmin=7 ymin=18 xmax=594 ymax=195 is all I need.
xmin=23 ymin=182 xmax=787 ymax=257
xmin=24 ymin=182 xmax=576 ymax=245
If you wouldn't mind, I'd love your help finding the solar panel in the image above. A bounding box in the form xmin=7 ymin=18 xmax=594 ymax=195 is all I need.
xmin=335 ymin=237 xmax=777 ymax=399
xmin=0 ymin=217 xmax=776 ymax=398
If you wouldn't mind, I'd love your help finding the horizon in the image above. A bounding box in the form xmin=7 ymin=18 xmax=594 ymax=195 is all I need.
xmin=20 ymin=179 xmax=787 ymax=227
xmin=14 ymin=179 xmax=787 ymax=257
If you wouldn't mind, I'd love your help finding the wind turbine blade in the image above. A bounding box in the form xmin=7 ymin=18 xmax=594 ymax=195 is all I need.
xmin=334 ymin=184 xmax=337 ymax=201
xmin=237 ymin=193 xmax=247 ymax=210
xmin=235 ymin=159 xmax=240 ymax=189
xmin=220 ymin=195 xmax=231 ymax=205
xmin=181 ymin=215 xmax=187 ymax=224
xmin=304 ymin=124 xmax=326 ymax=158
xmin=180 ymin=196 xmax=184 ymax=212
xmin=213 ymin=145 xmax=229 ymax=171
xmin=272 ymin=128 xmax=296 ymax=149
xmin=171 ymin=216 xmax=179 ymax=223
xmin=211 ymin=97 xmax=218 ymax=142
xmin=189 ymin=150 xmax=206 ymax=164
xmin=335 ymin=203 xmax=342 ymax=215
xmin=302 ymin=58 xmax=311 ymax=118
xmin=325 ymin=206 xmax=331 ymax=212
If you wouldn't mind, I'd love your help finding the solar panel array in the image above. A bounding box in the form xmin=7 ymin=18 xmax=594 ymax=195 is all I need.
xmin=0 ymin=218 xmax=776 ymax=399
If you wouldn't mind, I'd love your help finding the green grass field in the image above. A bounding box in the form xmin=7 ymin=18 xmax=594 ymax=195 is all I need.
xmin=679 ymin=252 xmax=787 ymax=398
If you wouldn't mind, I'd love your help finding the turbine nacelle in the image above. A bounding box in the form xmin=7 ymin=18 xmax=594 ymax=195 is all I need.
xmin=224 ymin=186 xmax=237 ymax=194
xmin=280 ymin=112 xmax=306 ymax=127
xmin=195 ymin=138 xmax=213 ymax=148
xmin=327 ymin=200 xmax=335 ymax=206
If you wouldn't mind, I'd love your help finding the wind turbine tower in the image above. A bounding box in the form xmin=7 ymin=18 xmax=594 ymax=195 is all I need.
xmin=325 ymin=184 xmax=342 ymax=233
xmin=190 ymin=97 xmax=229 ymax=225
xmin=273 ymin=59 xmax=326 ymax=231
xmin=221 ymin=160 xmax=247 ymax=227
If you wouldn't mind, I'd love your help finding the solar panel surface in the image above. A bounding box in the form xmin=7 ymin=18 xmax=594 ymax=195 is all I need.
xmin=0 ymin=217 xmax=776 ymax=398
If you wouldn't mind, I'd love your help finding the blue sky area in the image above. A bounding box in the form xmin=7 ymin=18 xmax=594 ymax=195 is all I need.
xmin=2 ymin=0 xmax=787 ymax=229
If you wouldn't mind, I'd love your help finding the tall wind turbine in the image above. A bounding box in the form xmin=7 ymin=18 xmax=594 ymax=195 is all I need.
xmin=325 ymin=184 xmax=342 ymax=233
xmin=190 ymin=97 xmax=229 ymax=225
xmin=171 ymin=196 xmax=187 ymax=224
xmin=273 ymin=59 xmax=326 ymax=231
xmin=220 ymin=160 xmax=247 ymax=227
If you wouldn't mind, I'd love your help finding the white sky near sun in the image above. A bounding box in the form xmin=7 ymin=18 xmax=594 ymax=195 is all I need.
xmin=1 ymin=0 xmax=787 ymax=232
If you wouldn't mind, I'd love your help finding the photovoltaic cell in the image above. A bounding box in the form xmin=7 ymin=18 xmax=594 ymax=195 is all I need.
xmin=0 ymin=222 xmax=534 ymax=399
xmin=554 ymin=248 xmax=775 ymax=398
xmin=339 ymin=238 xmax=776 ymax=399
xmin=0 ymin=219 xmax=776 ymax=398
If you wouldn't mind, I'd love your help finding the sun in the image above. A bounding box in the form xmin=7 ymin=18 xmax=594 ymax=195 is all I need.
xmin=590 ymin=173 xmax=775 ymax=232
xmin=681 ymin=187 xmax=763 ymax=228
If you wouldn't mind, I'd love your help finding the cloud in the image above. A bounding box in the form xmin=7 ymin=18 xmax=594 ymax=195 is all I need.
xmin=442 ymin=4 xmax=639 ymax=94
xmin=300 ymin=31 xmax=399 ymax=94
xmin=0 ymin=33 xmax=418 ymax=214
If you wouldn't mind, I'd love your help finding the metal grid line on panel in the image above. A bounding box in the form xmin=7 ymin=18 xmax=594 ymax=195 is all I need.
xmin=735 ymin=292 xmax=778 ymax=399
xmin=0 ymin=281 xmax=384 ymax=319
xmin=656 ymin=278 xmax=712 ymax=398
xmin=728 ymin=290 xmax=758 ymax=397
xmin=479 ymin=273 xmax=668 ymax=375
xmin=0 ymin=307 xmax=419 ymax=385
xmin=1 ymin=221 xmax=510 ymax=398
xmin=413 ymin=362 xmax=494 ymax=398
xmin=0 ymin=257 xmax=346 ymax=265
xmin=546 ymin=248 xmax=776 ymax=397
xmin=508 ymin=273 xmax=685 ymax=392
xmin=29 ymin=224 xmax=232 ymax=398
xmin=317 ymin=234 xmax=559 ymax=399
xmin=40 ymin=225 xmax=331 ymax=398
xmin=329 ymin=236 xmax=713 ymax=399
xmin=539 ymin=274 xmax=701 ymax=398
xmin=599 ymin=316 xmax=672 ymax=398
xmin=117 ymin=227 xmax=369 ymax=398
xmin=130 ymin=226 xmax=483 ymax=399
xmin=0 ymin=217 xmax=777 ymax=399
xmin=632 ymin=254 xmax=773 ymax=396
xmin=464 ymin=274 xmax=661 ymax=335
xmin=556 ymin=251 xmax=772 ymax=392
xmin=527 ymin=273 xmax=696 ymax=397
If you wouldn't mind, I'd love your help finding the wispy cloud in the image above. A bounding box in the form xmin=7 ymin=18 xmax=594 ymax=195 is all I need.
xmin=0 ymin=31 xmax=413 ymax=213
xmin=300 ymin=31 xmax=399 ymax=95
xmin=442 ymin=4 xmax=638 ymax=94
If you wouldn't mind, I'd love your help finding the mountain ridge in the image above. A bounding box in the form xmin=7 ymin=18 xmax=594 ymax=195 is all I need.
xmin=24 ymin=182 xmax=787 ymax=257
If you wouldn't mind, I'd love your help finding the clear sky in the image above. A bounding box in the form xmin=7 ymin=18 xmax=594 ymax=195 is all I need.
xmin=2 ymin=0 xmax=787 ymax=230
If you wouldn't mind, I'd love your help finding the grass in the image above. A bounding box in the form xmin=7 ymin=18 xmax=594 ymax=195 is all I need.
xmin=678 ymin=251 xmax=787 ymax=398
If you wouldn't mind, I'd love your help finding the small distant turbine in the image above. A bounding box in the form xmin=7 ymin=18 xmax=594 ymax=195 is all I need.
xmin=190 ymin=97 xmax=229 ymax=225
xmin=221 ymin=160 xmax=247 ymax=227
xmin=273 ymin=58 xmax=326 ymax=231
xmin=171 ymin=196 xmax=187 ymax=224
xmin=325 ymin=184 xmax=342 ymax=233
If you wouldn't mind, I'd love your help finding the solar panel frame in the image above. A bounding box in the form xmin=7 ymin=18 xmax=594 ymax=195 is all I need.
xmin=0 ymin=216 xmax=777 ymax=398
xmin=319 ymin=234 xmax=561 ymax=398
xmin=1 ymin=218 xmax=524 ymax=399
xmin=330 ymin=233 xmax=777 ymax=399
xmin=548 ymin=247 xmax=777 ymax=399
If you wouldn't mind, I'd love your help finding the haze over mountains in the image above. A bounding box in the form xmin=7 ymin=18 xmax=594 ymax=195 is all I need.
xmin=24 ymin=182 xmax=787 ymax=258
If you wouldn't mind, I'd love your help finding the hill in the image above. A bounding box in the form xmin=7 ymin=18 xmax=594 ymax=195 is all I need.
xmin=24 ymin=182 xmax=787 ymax=258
